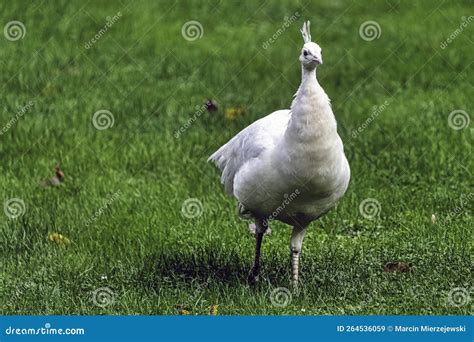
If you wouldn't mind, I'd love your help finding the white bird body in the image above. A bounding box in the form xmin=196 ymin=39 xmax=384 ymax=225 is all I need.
xmin=208 ymin=21 xmax=350 ymax=285
xmin=209 ymin=66 xmax=349 ymax=225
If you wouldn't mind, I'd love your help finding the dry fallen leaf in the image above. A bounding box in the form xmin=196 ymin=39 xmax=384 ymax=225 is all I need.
xmin=225 ymin=107 xmax=245 ymax=120
xmin=383 ymin=261 xmax=410 ymax=273
xmin=176 ymin=304 xmax=191 ymax=315
xmin=178 ymin=309 xmax=191 ymax=315
xmin=42 ymin=82 xmax=57 ymax=96
xmin=41 ymin=166 xmax=65 ymax=187
xmin=210 ymin=305 xmax=218 ymax=315
xmin=205 ymin=99 xmax=218 ymax=112
xmin=48 ymin=232 xmax=71 ymax=246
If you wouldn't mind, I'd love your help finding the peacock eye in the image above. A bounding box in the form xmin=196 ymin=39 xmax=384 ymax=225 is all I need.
xmin=303 ymin=50 xmax=308 ymax=56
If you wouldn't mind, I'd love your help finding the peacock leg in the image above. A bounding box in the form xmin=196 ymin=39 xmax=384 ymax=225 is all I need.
xmin=290 ymin=225 xmax=307 ymax=288
xmin=248 ymin=218 xmax=268 ymax=284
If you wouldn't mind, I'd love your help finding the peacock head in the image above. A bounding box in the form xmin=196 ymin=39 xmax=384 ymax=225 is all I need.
xmin=299 ymin=21 xmax=323 ymax=70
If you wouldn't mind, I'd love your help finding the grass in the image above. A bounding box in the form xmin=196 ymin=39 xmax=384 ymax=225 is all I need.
xmin=0 ymin=0 xmax=472 ymax=315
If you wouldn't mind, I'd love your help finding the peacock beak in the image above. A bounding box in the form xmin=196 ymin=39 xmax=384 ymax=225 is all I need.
xmin=311 ymin=57 xmax=322 ymax=65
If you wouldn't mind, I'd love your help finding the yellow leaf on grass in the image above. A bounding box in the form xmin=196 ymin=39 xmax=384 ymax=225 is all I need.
xmin=42 ymin=82 xmax=57 ymax=96
xmin=224 ymin=107 xmax=245 ymax=120
xmin=210 ymin=305 xmax=218 ymax=315
xmin=48 ymin=233 xmax=71 ymax=246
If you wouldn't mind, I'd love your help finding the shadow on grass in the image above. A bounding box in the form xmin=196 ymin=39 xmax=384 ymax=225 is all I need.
xmin=133 ymin=245 xmax=290 ymax=290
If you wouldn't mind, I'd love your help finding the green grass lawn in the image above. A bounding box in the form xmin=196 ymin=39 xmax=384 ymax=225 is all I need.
xmin=0 ymin=0 xmax=472 ymax=315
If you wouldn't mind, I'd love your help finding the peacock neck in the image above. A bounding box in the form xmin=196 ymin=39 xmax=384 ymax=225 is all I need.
xmin=301 ymin=66 xmax=317 ymax=87
xmin=295 ymin=66 xmax=318 ymax=98
xmin=285 ymin=65 xmax=336 ymax=142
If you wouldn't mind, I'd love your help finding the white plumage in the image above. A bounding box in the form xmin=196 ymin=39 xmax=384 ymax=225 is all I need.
xmin=209 ymin=21 xmax=350 ymax=286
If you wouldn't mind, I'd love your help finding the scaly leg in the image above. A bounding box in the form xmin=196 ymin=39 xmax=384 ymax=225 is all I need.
xmin=290 ymin=225 xmax=307 ymax=288
xmin=248 ymin=218 xmax=268 ymax=284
